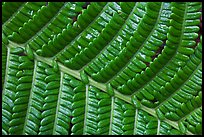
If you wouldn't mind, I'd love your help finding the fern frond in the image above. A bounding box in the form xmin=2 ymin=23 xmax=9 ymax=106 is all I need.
xmin=84 ymin=2 xmax=146 ymax=78
xmin=8 ymin=3 xmax=64 ymax=43
xmin=2 ymin=2 xmax=25 ymax=25
xmin=181 ymin=107 xmax=202 ymax=134
xmin=29 ymin=2 xmax=85 ymax=53
xmin=110 ymin=2 xmax=171 ymax=91
xmin=2 ymin=47 xmax=34 ymax=135
xmin=55 ymin=2 xmax=121 ymax=65
xmin=39 ymin=2 xmax=107 ymax=57
xmin=70 ymin=76 xmax=86 ymax=135
xmin=2 ymin=2 xmax=202 ymax=135
xmin=3 ymin=2 xmax=45 ymax=37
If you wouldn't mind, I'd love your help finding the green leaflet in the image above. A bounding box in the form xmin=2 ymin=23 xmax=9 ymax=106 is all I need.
xmin=2 ymin=2 xmax=24 ymax=24
xmin=2 ymin=2 xmax=202 ymax=136
xmin=114 ymin=2 xmax=172 ymax=93
xmin=86 ymin=2 xmax=147 ymax=83
xmin=2 ymin=47 xmax=34 ymax=135
xmin=41 ymin=2 xmax=107 ymax=57
xmin=8 ymin=3 xmax=65 ymax=44
xmin=33 ymin=2 xmax=85 ymax=54
xmin=56 ymin=2 xmax=120 ymax=68
xmin=3 ymin=2 xmax=46 ymax=37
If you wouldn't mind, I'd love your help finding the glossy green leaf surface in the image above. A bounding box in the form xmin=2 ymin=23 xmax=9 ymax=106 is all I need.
xmin=2 ymin=2 xmax=202 ymax=135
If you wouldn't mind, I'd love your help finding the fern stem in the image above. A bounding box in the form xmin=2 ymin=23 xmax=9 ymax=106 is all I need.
xmin=133 ymin=109 xmax=138 ymax=135
xmin=157 ymin=119 xmax=160 ymax=135
xmin=108 ymin=96 xmax=114 ymax=135
xmin=2 ymin=47 xmax=11 ymax=95
xmin=2 ymin=46 xmax=11 ymax=135
xmin=83 ymin=84 xmax=89 ymax=135
xmin=22 ymin=60 xmax=38 ymax=134
xmin=52 ymin=72 xmax=64 ymax=135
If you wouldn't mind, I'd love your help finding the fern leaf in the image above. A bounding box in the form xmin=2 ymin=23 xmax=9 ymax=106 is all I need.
xmin=29 ymin=2 xmax=84 ymax=53
xmin=55 ymin=2 xmax=121 ymax=65
xmin=3 ymin=2 xmax=45 ymax=37
xmin=2 ymin=47 xmax=34 ymax=135
xmin=8 ymin=3 xmax=64 ymax=43
xmin=110 ymin=2 xmax=171 ymax=90
xmin=2 ymin=2 xmax=25 ymax=25
xmin=84 ymin=2 xmax=146 ymax=78
xmin=2 ymin=2 xmax=202 ymax=135
xmin=40 ymin=2 xmax=108 ymax=57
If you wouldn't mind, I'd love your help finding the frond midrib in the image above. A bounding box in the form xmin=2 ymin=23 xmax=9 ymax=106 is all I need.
xmin=133 ymin=109 xmax=138 ymax=135
xmin=108 ymin=97 xmax=114 ymax=135
xmin=52 ymin=71 xmax=64 ymax=135
xmin=2 ymin=47 xmax=11 ymax=95
xmin=83 ymin=84 xmax=89 ymax=135
xmin=7 ymin=41 xmax=195 ymax=135
xmin=22 ymin=59 xmax=38 ymax=134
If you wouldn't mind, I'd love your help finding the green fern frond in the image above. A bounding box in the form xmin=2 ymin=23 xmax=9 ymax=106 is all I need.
xmin=2 ymin=2 xmax=202 ymax=135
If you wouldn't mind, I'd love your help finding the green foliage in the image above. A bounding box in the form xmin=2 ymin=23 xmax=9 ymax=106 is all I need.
xmin=2 ymin=2 xmax=202 ymax=135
